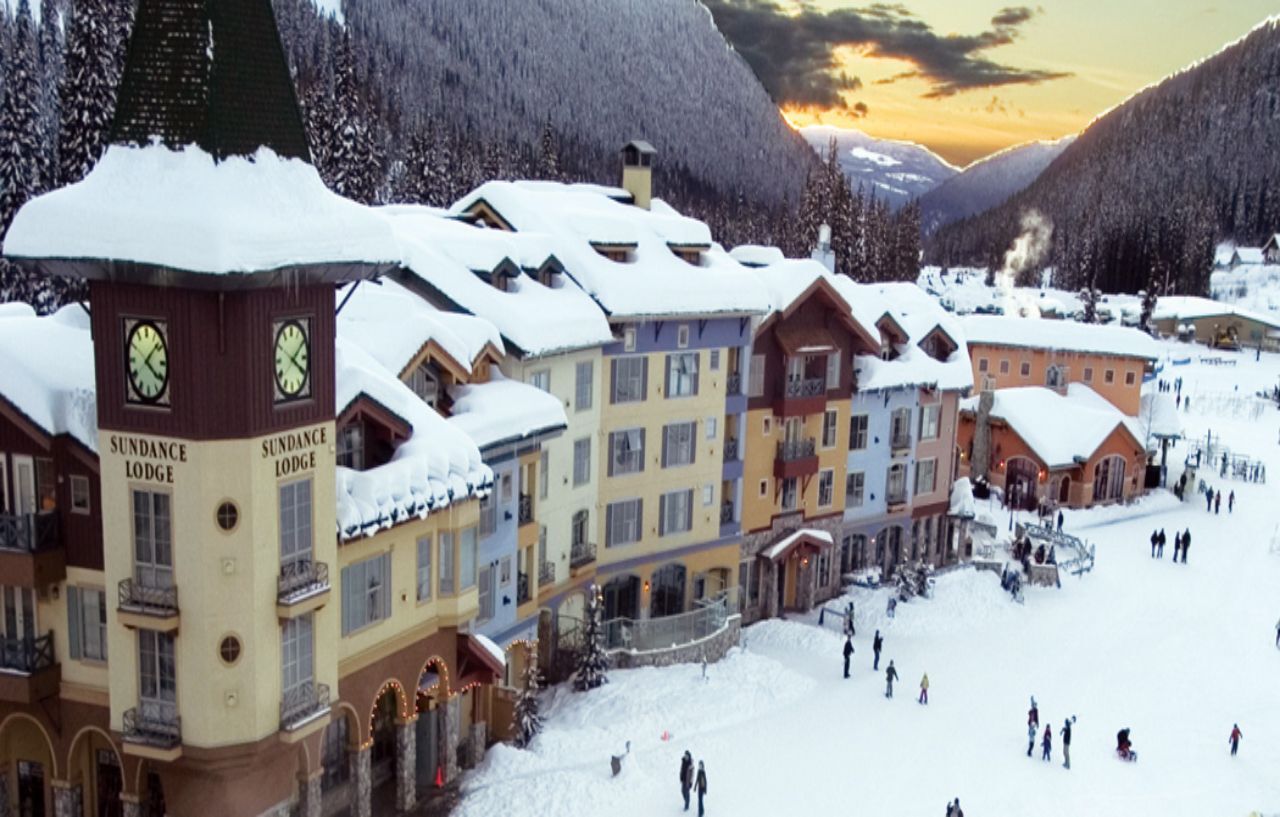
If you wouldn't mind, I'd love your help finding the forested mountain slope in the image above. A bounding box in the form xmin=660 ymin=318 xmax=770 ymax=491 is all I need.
xmin=919 ymin=137 xmax=1072 ymax=234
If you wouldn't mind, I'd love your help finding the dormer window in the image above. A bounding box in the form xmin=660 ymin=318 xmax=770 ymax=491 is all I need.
xmin=337 ymin=423 xmax=364 ymax=470
xmin=880 ymin=341 xmax=897 ymax=362
xmin=537 ymin=268 xmax=558 ymax=287
xmin=408 ymin=363 xmax=440 ymax=408
xmin=592 ymin=243 xmax=636 ymax=263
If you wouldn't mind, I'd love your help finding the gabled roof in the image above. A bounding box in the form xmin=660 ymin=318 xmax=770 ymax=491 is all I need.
xmin=1153 ymin=295 xmax=1280 ymax=331
xmin=961 ymin=315 xmax=1160 ymax=361
xmin=751 ymin=267 xmax=881 ymax=356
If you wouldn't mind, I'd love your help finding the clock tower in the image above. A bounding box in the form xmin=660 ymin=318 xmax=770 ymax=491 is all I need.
xmin=5 ymin=1 xmax=394 ymax=814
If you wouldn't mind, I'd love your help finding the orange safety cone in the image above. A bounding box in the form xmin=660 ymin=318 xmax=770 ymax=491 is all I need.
xmin=435 ymin=765 xmax=444 ymax=788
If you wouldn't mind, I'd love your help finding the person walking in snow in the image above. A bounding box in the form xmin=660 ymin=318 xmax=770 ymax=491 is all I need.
xmin=1228 ymin=490 xmax=1234 ymax=513
xmin=1150 ymin=529 xmax=1159 ymax=558
xmin=1229 ymin=724 xmax=1243 ymax=756
xmin=1181 ymin=529 xmax=1191 ymax=563
xmin=1215 ymin=491 xmax=1221 ymax=514
xmin=1028 ymin=696 xmax=1039 ymax=729
xmin=1206 ymin=488 xmax=1213 ymax=512
xmin=679 ymin=751 xmax=694 ymax=811
xmin=918 ymin=673 xmax=929 ymax=705
xmin=885 ymin=660 xmax=899 ymax=698
xmin=1041 ymin=724 xmax=1052 ymax=762
xmin=1061 ymin=717 xmax=1073 ymax=769
xmin=843 ymin=635 xmax=854 ymax=679
xmin=887 ymin=596 xmax=897 ymax=618
xmin=694 ymin=761 xmax=708 ymax=817
xmin=1275 ymin=617 xmax=1280 ymax=648
xmin=950 ymin=798 xmax=964 ymax=817
xmin=873 ymin=630 xmax=883 ymax=671
xmin=1173 ymin=531 xmax=1182 ymax=562
xmin=1157 ymin=529 xmax=1166 ymax=558
xmin=1056 ymin=509 xmax=1064 ymax=532
xmin=1027 ymin=721 xmax=1038 ymax=757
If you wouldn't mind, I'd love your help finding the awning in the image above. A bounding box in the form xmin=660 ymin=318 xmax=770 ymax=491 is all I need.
xmin=455 ymin=633 xmax=505 ymax=690
xmin=776 ymin=323 xmax=836 ymax=356
xmin=761 ymin=529 xmax=834 ymax=562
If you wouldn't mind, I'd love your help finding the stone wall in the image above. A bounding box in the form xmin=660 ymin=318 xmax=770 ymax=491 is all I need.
xmin=609 ymin=615 xmax=741 ymax=670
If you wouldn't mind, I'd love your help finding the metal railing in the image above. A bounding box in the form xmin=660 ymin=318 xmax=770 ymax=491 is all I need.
xmin=720 ymin=501 xmax=734 ymax=524
xmin=518 ymin=494 xmax=533 ymax=526
xmin=517 ymin=572 xmax=530 ymax=604
xmin=118 ymin=578 xmax=178 ymax=616
xmin=570 ymin=540 xmax=597 ymax=569
xmin=0 ymin=511 xmax=59 ymax=553
xmin=726 ymin=372 xmax=742 ymax=396
xmin=123 ymin=705 xmax=181 ymax=749
xmin=776 ymin=438 xmax=816 ymax=462
xmin=539 ymin=560 xmax=556 ymax=587
xmin=886 ymin=489 xmax=908 ymax=506
xmin=0 ymin=633 xmax=54 ymax=674
xmin=890 ymin=432 xmax=912 ymax=451
xmin=602 ymin=596 xmax=731 ymax=653
xmin=280 ymin=681 xmax=331 ymax=730
xmin=278 ymin=559 xmax=330 ymax=602
xmin=723 ymin=438 xmax=739 ymax=462
xmin=784 ymin=377 xmax=826 ymax=398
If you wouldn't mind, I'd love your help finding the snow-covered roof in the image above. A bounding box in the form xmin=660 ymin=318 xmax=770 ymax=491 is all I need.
xmin=452 ymin=181 xmax=770 ymax=319
xmin=447 ymin=372 xmax=567 ymax=452
xmin=1214 ymin=243 xmax=1237 ymax=266
xmin=1236 ymin=247 xmax=1264 ymax=265
xmin=762 ymin=528 xmax=834 ymax=561
xmin=729 ymin=244 xmax=787 ymax=268
xmin=472 ymin=633 xmax=507 ymax=668
xmin=383 ymin=206 xmax=614 ymax=357
xmin=335 ymin=338 xmax=492 ymax=541
xmin=1152 ymin=295 xmax=1280 ymax=330
xmin=961 ymin=315 xmax=1160 ymax=361
xmin=1138 ymin=391 xmax=1183 ymax=441
xmin=742 ymin=257 xmax=830 ymax=316
xmin=5 ymin=144 xmax=397 ymax=277
xmin=961 ymin=384 xmax=1144 ymax=469
xmin=337 ymin=279 xmax=503 ymax=377
xmin=0 ymin=304 xmax=97 ymax=452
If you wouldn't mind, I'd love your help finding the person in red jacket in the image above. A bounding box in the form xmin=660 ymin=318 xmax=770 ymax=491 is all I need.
xmin=1229 ymin=724 xmax=1243 ymax=756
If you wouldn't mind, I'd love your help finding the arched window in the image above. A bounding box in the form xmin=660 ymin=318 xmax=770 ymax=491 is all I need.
xmin=1093 ymin=456 xmax=1126 ymax=503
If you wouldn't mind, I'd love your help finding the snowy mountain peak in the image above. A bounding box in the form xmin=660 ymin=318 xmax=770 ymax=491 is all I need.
xmin=799 ymin=125 xmax=958 ymax=209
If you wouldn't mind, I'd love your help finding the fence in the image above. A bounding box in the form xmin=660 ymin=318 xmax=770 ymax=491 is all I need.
xmin=602 ymin=596 xmax=731 ymax=653
xmin=1183 ymin=391 xmax=1268 ymax=421
xmin=1022 ymin=523 xmax=1095 ymax=576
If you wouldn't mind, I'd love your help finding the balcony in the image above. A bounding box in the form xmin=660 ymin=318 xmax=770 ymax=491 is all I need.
xmin=774 ymin=437 xmax=819 ymax=479
xmin=517 ymin=571 xmax=531 ymax=605
xmin=570 ymin=540 xmax=597 ymax=572
xmin=726 ymin=372 xmax=742 ymax=396
xmin=886 ymin=490 xmax=908 ymax=509
xmin=539 ymin=560 xmax=556 ymax=588
xmin=775 ymin=376 xmax=827 ymax=417
xmin=122 ymin=705 xmax=182 ymax=761
xmin=890 ymin=433 xmax=912 ymax=454
xmin=280 ymin=681 xmax=331 ymax=735
xmin=723 ymin=438 xmax=739 ymax=462
xmin=518 ymin=494 xmax=533 ymax=526
xmin=117 ymin=578 xmax=179 ymax=632
xmin=0 ymin=633 xmax=59 ymax=704
xmin=720 ymin=501 xmax=735 ymax=525
xmin=277 ymin=559 xmax=331 ymax=618
xmin=0 ymin=511 xmax=64 ymax=587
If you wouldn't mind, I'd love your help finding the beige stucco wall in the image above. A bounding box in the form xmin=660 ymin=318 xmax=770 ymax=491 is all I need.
xmin=741 ymin=403 xmax=849 ymax=533
xmin=911 ymin=390 xmax=958 ymax=510
xmin=968 ymin=343 xmax=1146 ymax=415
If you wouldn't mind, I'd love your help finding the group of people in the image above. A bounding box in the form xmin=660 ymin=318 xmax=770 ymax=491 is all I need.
xmin=840 ymin=630 xmax=930 ymax=704
xmin=1203 ymin=485 xmax=1233 ymax=513
xmin=1026 ymin=697 xmax=1074 ymax=770
xmin=677 ymin=751 xmax=709 ymax=815
xmin=1148 ymin=528 xmax=1192 ymax=563
xmin=944 ymin=798 xmax=966 ymax=816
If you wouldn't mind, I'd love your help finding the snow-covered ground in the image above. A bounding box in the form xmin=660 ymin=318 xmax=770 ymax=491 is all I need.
xmin=455 ymin=342 xmax=1280 ymax=817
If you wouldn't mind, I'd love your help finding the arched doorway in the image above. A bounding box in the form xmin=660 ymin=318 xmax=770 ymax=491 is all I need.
xmin=66 ymin=727 xmax=124 ymax=817
xmin=649 ymin=563 xmax=687 ymax=618
xmin=415 ymin=660 xmax=450 ymax=790
xmin=0 ymin=714 xmax=57 ymax=817
xmin=1093 ymin=455 xmax=1126 ymax=502
xmin=601 ymin=575 xmax=640 ymax=621
xmin=1004 ymin=457 xmax=1039 ymax=510
xmin=318 ymin=706 xmax=357 ymax=817
xmin=874 ymin=525 xmax=903 ymax=572
xmin=369 ymin=684 xmax=406 ymax=803
xmin=1057 ymin=475 xmax=1071 ymax=504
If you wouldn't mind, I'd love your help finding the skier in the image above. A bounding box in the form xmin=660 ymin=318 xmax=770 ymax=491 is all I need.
xmin=1041 ymin=724 xmax=1052 ymax=762
xmin=1181 ymin=528 xmax=1191 ymax=564
xmin=680 ymin=751 xmax=694 ymax=811
xmin=1150 ymin=529 xmax=1158 ymax=558
xmin=1215 ymin=491 xmax=1221 ymax=514
xmin=1061 ymin=717 xmax=1073 ymax=770
xmin=918 ymin=673 xmax=929 ymax=705
xmin=873 ymin=630 xmax=883 ymax=671
xmin=1229 ymin=724 xmax=1243 ymax=756
xmin=1173 ymin=531 xmax=1182 ymax=562
xmin=885 ymin=660 xmax=899 ymax=698
xmin=694 ymin=761 xmax=708 ymax=817
xmin=842 ymin=635 xmax=854 ymax=679
xmin=1228 ymin=490 xmax=1234 ymax=513
xmin=1157 ymin=529 xmax=1166 ymax=558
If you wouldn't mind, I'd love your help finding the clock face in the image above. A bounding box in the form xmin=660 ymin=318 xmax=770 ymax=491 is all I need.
xmin=274 ymin=318 xmax=311 ymax=401
xmin=125 ymin=319 xmax=170 ymax=405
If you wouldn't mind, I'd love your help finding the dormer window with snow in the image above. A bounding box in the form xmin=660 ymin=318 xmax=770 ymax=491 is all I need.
xmin=534 ymin=263 xmax=563 ymax=288
xmin=880 ymin=340 xmax=897 ymax=362
xmin=408 ymin=362 xmax=441 ymax=408
xmin=918 ymin=326 xmax=958 ymax=363
xmin=475 ymin=264 xmax=520 ymax=293
xmin=1046 ymin=364 xmax=1069 ymax=391
xmin=669 ymin=245 xmax=707 ymax=266
xmin=334 ymin=400 xmax=410 ymax=472
xmin=592 ymin=243 xmax=636 ymax=263
xmin=337 ymin=423 xmax=364 ymax=470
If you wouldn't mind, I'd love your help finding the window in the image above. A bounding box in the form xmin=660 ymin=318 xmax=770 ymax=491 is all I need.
xmin=780 ymin=477 xmax=798 ymax=511
xmin=999 ymin=359 xmax=1010 ymax=375
xmin=849 ymin=415 xmax=869 ymax=450
xmin=818 ymin=551 xmax=831 ymax=587
xmin=408 ymin=363 xmax=439 ymax=407
xmin=416 ymin=536 xmax=432 ymax=601
xmin=915 ymin=458 xmax=937 ymax=495
xmin=659 ymin=489 xmax=693 ymax=536
xmin=282 ymin=614 xmax=314 ymax=697
xmin=501 ymin=556 xmax=512 ymax=584
xmin=845 ymin=472 xmax=865 ymax=508
xmin=608 ymin=428 xmax=646 ymax=476
xmin=818 ymin=469 xmax=834 ymax=507
xmin=1083 ymin=366 xmax=1094 ymax=383
xmin=890 ymin=408 xmax=912 ymax=447
xmin=501 ymin=473 xmax=513 ymax=502
xmin=709 ymin=349 xmax=720 ymax=370
xmin=459 ymin=528 xmax=477 ymax=590
xmin=666 ymin=352 xmax=699 ymax=398
xmin=705 ymin=417 xmax=717 ymax=440
xmin=677 ymin=324 xmax=690 ymax=348
xmin=605 ymin=498 xmax=643 ymax=547
xmin=623 ymin=326 xmax=636 ymax=351
xmin=762 ymin=416 xmax=772 ymax=435
xmin=748 ymin=354 xmax=765 ymax=397
xmin=825 ymin=350 xmax=842 ymax=390
xmin=759 ymin=479 xmax=768 ymax=497
xmin=215 ymin=501 xmax=238 ymax=532
xmin=336 ymin=424 xmax=363 ymax=470
xmin=702 ymin=483 xmax=714 ymax=506
xmin=279 ymin=479 xmax=313 ymax=565
xmin=1046 ymin=365 xmax=1068 ymax=389
xmin=68 ymin=586 xmax=107 ymax=661
xmin=477 ymin=566 xmax=494 ymax=622
xmin=1020 ymin=361 xmax=1031 ymax=377
xmin=341 ymin=552 xmax=391 ymax=635
xmin=529 ymin=369 xmax=551 ymax=392
xmin=978 ymin=358 xmax=989 ymax=373
xmin=479 ymin=493 xmax=497 ymax=537
xmin=138 ymin=630 xmax=176 ymax=709
xmin=822 ymin=409 xmax=839 ymax=448
xmin=438 ymin=534 xmax=454 ymax=596
xmin=1125 ymin=371 xmax=1136 ymax=386
xmin=70 ymin=475 xmax=90 ymax=514
xmin=1104 ymin=369 xmax=1115 ymax=384
xmin=611 ymin=357 xmax=647 ymax=403
xmin=219 ymin=635 xmax=241 ymax=665
xmin=919 ymin=405 xmax=940 ymax=440
xmin=887 ymin=464 xmax=907 ymax=502
xmin=573 ymin=438 xmax=591 ymax=486
xmin=571 ymin=510 xmax=589 ymax=548
xmin=538 ymin=452 xmax=548 ymax=500
xmin=662 ymin=421 xmax=696 ymax=467
xmin=131 ymin=490 xmax=172 ymax=587
xmin=574 ymin=361 xmax=593 ymax=411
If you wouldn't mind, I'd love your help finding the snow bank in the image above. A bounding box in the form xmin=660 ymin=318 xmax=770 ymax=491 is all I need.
xmin=0 ymin=304 xmax=98 ymax=452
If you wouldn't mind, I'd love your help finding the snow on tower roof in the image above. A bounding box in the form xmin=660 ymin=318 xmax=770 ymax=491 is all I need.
xmin=451 ymin=181 xmax=770 ymax=319
xmin=0 ymin=304 xmax=98 ymax=452
xmin=381 ymin=206 xmax=614 ymax=357
xmin=960 ymin=314 xmax=1160 ymax=361
xmin=335 ymin=338 xmax=492 ymax=541
xmin=5 ymin=144 xmax=398 ymax=278
xmin=447 ymin=372 xmax=568 ymax=453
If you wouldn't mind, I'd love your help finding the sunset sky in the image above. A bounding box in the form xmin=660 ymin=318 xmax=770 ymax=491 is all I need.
xmin=705 ymin=1 xmax=1278 ymax=167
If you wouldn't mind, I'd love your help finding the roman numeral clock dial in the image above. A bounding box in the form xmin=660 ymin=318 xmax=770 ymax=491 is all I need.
xmin=124 ymin=318 xmax=170 ymax=406
xmin=274 ymin=318 xmax=311 ymax=402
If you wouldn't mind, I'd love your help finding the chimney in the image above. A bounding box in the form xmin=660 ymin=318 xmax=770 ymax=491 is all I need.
xmin=811 ymin=222 xmax=835 ymax=273
xmin=620 ymin=140 xmax=656 ymax=209
xmin=971 ymin=390 xmax=995 ymax=482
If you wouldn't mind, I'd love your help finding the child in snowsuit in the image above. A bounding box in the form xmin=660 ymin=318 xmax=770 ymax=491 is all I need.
xmin=1041 ymin=725 xmax=1052 ymax=761
xmin=1229 ymin=724 xmax=1243 ymax=756
xmin=885 ymin=661 xmax=899 ymax=698
xmin=918 ymin=673 xmax=929 ymax=704
xmin=680 ymin=751 xmax=694 ymax=810
xmin=694 ymin=761 xmax=708 ymax=817
xmin=873 ymin=630 xmax=883 ymax=671
xmin=843 ymin=636 xmax=854 ymax=679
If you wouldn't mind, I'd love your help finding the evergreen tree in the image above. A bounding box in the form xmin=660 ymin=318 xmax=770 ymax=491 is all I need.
xmin=58 ymin=0 xmax=119 ymax=185
xmin=0 ymin=0 xmax=48 ymax=235
xmin=1138 ymin=286 xmax=1157 ymax=334
xmin=328 ymin=33 xmax=380 ymax=204
xmin=1079 ymin=287 xmax=1101 ymax=324
xmin=538 ymin=119 xmax=560 ymax=181
xmin=511 ymin=643 xmax=542 ymax=749
xmin=573 ymin=584 xmax=609 ymax=692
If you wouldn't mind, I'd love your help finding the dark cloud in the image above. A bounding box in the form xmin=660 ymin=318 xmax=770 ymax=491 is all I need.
xmin=705 ymin=0 xmax=1070 ymax=109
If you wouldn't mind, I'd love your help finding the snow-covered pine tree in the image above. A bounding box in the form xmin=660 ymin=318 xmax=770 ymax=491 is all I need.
xmin=57 ymin=0 xmax=118 ymax=186
xmin=1079 ymin=287 xmax=1100 ymax=324
xmin=573 ymin=584 xmax=609 ymax=692
xmin=1138 ymin=286 xmax=1157 ymax=334
xmin=328 ymin=33 xmax=380 ymax=204
xmin=511 ymin=643 xmax=542 ymax=749
xmin=538 ymin=119 xmax=560 ymax=181
xmin=37 ymin=0 xmax=62 ymax=179
xmin=0 ymin=0 xmax=48 ymax=236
